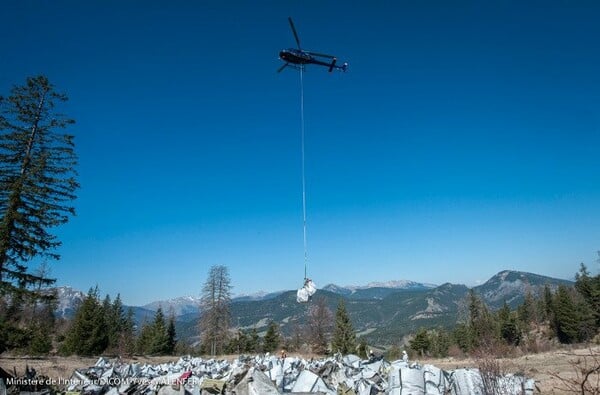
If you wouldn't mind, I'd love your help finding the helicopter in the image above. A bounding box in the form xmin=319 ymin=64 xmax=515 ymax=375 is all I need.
xmin=278 ymin=17 xmax=348 ymax=73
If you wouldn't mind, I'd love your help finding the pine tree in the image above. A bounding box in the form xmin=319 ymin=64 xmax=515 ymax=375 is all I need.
xmin=101 ymin=294 xmax=114 ymax=349
xmin=29 ymin=322 xmax=52 ymax=355
xmin=575 ymin=263 xmax=600 ymax=327
xmin=148 ymin=307 xmax=169 ymax=355
xmin=166 ymin=314 xmax=177 ymax=355
xmin=199 ymin=265 xmax=232 ymax=356
xmin=467 ymin=289 xmax=496 ymax=349
xmin=453 ymin=322 xmax=474 ymax=353
xmin=574 ymin=294 xmax=597 ymax=342
xmin=543 ymin=284 xmax=554 ymax=322
xmin=107 ymin=294 xmax=125 ymax=352
xmin=410 ymin=328 xmax=431 ymax=357
xmin=136 ymin=321 xmax=154 ymax=355
xmin=0 ymin=76 xmax=78 ymax=295
xmin=63 ymin=287 xmax=108 ymax=355
xmin=119 ymin=307 xmax=135 ymax=356
xmin=430 ymin=329 xmax=451 ymax=357
xmin=237 ymin=330 xmax=248 ymax=354
xmin=331 ymin=299 xmax=356 ymax=355
xmin=12 ymin=262 xmax=57 ymax=353
xmin=517 ymin=291 xmax=537 ymax=328
xmin=263 ymin=321 xmax=281 ymax=353
xmin=226 ymin=330 xmax=247 ymax=354
xmin=498 ymin=301 xmax=520 ymax=345
xmin=553 ymin=285 xmax=580 ymax=343
xmin=246 ymin=328 xmax=260 ymax=353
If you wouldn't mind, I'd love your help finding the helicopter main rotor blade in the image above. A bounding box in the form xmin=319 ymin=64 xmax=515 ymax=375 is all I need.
xmin=288 ymin=17 xmax=301 ymax=49
xmin=277 ymin=63 xmax=289 ymax=73
xmin=305 ymin=51 xmax=336 ymax=59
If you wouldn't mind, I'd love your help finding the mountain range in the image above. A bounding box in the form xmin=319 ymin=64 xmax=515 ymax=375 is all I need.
xmin=53 ymin=270 xmax=572 ymax=347
xmin=322 ymin=280 xmax=436 ymax=300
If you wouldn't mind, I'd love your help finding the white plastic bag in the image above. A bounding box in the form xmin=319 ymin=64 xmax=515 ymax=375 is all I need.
xmin=296 ymin=279 xmax=317 ymax=303
xmin=297 ymin=287 xmax=309 ymax=303
xmin=305 ymin=279 xmax=316 ymax=296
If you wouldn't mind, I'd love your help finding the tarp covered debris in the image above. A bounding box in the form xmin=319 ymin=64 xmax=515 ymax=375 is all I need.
xmin=58 ymin=353 xmax=535 ymax=394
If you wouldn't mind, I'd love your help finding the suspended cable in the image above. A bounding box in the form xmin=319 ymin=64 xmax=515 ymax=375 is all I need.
xmin=300 ymin=66 xmax=308 ymax=281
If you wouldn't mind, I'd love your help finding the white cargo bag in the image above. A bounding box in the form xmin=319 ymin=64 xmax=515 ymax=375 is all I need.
xmin=296 ymin=279 xmax=317 ymax=303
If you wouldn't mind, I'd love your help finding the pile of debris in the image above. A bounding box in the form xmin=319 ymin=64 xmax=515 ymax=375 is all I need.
xmin=49 ymin=354 xmax=535 ymax=394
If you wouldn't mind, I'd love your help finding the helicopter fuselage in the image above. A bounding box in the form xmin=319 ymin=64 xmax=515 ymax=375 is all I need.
xmin=279 ymin=48 xmax=346 ymax=71
xmin=278 ymin=18 xmax=347 ymax=73
xmin=279 ymin=49 xmax=317 ymax=65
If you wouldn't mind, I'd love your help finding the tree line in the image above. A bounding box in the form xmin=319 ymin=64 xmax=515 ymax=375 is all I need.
xmin=6 ymin=259 xmax=597 ymax=357
xmin=197 ymin=264 xmax=364 ymax=357
xmin=403 ymin=261 xmax=600 ymax=359
xmin=212 ymin=297 xmax=362 ymax=357
xmin=61 ymin=287 xmax=177 ymax=356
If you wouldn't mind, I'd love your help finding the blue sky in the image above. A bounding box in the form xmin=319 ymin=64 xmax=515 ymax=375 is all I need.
xmin=2 ymin=1 xmax=599 ymax=305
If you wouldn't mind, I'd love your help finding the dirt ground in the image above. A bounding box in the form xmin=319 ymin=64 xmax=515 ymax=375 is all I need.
xmin=1 ymin=347 xmax=599 ymax=393
xmin=419 ymin=346 xmax=600 ymax=394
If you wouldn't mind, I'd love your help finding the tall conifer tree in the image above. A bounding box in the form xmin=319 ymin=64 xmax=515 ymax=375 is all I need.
xmin=331 ymin=299 xmax=356 ymax=355
xmin=166 ymin=313 xmax=177 ymax=355
xmin=148 ymin=307 xmax=169 ymax=355
xmin=0 ymin=76 xmax=78 ymax=295
xmin=553 ymin=285 xmax=580 ymax=343
xmin=263 ymin=321 xmax=281 ymax=352
xmin=63 ymin=287 xmax=108 ymax=356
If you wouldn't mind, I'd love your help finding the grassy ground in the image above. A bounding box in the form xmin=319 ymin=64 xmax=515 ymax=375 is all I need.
xmin=1 ymin=347 xmax=599 ymax=393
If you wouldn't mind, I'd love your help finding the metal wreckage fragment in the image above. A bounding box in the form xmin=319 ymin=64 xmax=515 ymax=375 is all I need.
xmin=0 ymin=353 xmax=536 ymax=395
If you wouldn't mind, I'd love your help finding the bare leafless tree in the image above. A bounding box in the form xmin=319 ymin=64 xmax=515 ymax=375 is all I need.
xmin=308 ymin=296 xmax=333 ymax=354
xmin=549 ymin=348 xmax=600 ymax=394
xmin=28 ymin=261 xmax=56 ymax=323
xmin=199 ymin=265 xmax=232 ymax=356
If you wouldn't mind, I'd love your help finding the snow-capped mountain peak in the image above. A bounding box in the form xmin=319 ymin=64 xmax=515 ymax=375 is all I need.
xmin=362 ymin=280 xmax=438 ymax=290
xmin=54 ymin=286 xmax=86 ymax=318
xmin=322 ymin=279 xmax=437 ymax=300
xmin=142 ymin=296 xmax=202 ymax=316
xmin=324 ymin=279 xmax=437 ymax=293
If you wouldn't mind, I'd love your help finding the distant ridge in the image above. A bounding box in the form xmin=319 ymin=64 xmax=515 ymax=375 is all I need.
xmin=233 ymin=290 xmax=285 ymax=302
xmin=53 ymin=270 xmax=573 ymax=346
xmin=143 ymin=296 xmax=202 ymax=316
xmin=472 ymin=270 xmax=573 ymax=309
xmin=322 ymin=279 xmax=436 ymax=299
xmin=325 ymin=280 xmax=438 ymax=291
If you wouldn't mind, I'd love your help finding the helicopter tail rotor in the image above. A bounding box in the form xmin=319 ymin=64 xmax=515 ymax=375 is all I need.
xmin=328 ymin=58 xmax=337 ymax=72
